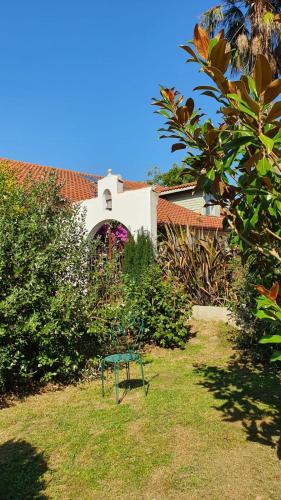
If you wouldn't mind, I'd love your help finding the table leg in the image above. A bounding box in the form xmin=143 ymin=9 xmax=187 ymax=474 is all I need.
xmin=139 ymin=359 xmax=146 ymax=395
xmin=126 ymin=362 xmax=131 ymax=391
xmin=114 ymin=363 xmax=119 ymax=404
xmin=101 ymin=361 xmax=105 ymax=397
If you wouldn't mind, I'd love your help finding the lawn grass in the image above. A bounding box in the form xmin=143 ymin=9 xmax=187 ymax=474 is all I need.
xmin=0 ymin=320 xmax=280 ymax=499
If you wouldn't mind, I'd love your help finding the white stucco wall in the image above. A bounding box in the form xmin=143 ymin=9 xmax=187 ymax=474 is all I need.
xmin=80 ymin=171 xmax=158 ymax=247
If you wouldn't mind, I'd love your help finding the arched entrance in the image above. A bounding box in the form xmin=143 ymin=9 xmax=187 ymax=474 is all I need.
xmin=88 ymin=219 xmax=131 ymax=266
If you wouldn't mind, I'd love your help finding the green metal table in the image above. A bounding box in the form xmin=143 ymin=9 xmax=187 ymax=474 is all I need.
xmin=100 ymin=351 xmax=146 ymax=404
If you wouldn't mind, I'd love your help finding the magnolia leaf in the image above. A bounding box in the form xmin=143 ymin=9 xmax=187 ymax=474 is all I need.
xmin=228 ymin=80 xmax=238 ymax=94
xmin=262 ymin=176 xmax=273 ymax=189
xmin=270 ymin=351 xmax=281 ymax=362
xmin=254 ymin=54 xmax=273 ymax=95
xmin=249 ymin=207 xmax=260 ymax=227
xmin=194 ymin=24 xmax=209 ymax=60
xmin=186 ymin=98 xmax=194 ymax=116
xmin=256 ymin=282 xmax=279 ymax=300
xmin=227 ymin=94 xmax=257 ymax=119
xmin=259 ymin=133 xmax=275 ymax=153
xmin=236 ymin=80 xmax=260 ymax=114
xmin=263 ymin=79 xmax=281 ymax=105
xmin=176 ymin=106 xmax=189 ymax=125
xmin=266 ymin=102 xmax=281 ymax=122
xmin=193 ymin=85 xmax=219 ymax=92
xmin=209 ymin=37 xmax=219 ymax=55
xmin=221 ymin=107 xmax=237 ymax=116
xmin=210 ymin=39 xmax=228 ymax=73
xmin=157 ymin=110 xmax=171 ymax=118
xmin=256 ymin=157 xmax=272 ymax=176
xmin=171 ymin=143 xmax=186 ymax=152
xmin=256 ymin=309 xmax=275 ymax=320
xmin=269 ymin=283 xmax=280 ymax=300
xmin=259 ymin=334 xmax=281 ymax=344
xmin=243 ymin=151 xmax=263 ymax=170
xmin=190 ymin=114 xmax=204 ymax=126
xmin=164 ymin=89 xmax=175 ymax=103
xmin=273 ymin=129 xmax=281 ymax=143
xmin=180 ymin=45 xmax=199 ymax=61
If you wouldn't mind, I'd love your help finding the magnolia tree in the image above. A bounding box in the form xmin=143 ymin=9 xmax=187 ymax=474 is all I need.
xmin=152 ymin=24 xmax=281 ymax=360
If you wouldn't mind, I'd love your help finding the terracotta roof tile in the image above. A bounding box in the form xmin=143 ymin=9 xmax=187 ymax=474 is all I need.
xmin=0 ymin=158 xmax=149 ymax=202
xmin=157 ymin=198 xmax=223 ymax=230
xmin=0 ymin=158 xmax=98 ymax=202
xmin=123 ymin=180 xmax=148 ymax=190
xmin=155 ymin=182 xmax=196 ymax=193
xmin=1 ymin=158 xmax=223 ymax=230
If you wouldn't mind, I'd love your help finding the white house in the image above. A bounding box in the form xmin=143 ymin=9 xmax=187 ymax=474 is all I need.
xmin=2 ymin=158 xmax=223 ymax=244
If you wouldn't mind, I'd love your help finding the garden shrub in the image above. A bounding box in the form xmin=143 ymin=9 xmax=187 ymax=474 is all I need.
xmin=229 ymin=258 xmax=281 ymax=362
xmin=123 ymin=232 xmax=190 ymax=347
xmin=158 ymin=224 xmax=236 ymax=306
xmin=123 ymin=264 xmax=191 ymax=348
xmin=123 ymin=230 xmax=154 ymax=281
xmin=0 ymin=167 xmax=92 ymax=390
xmin=88 ymin=261 xmax=191 ymax=351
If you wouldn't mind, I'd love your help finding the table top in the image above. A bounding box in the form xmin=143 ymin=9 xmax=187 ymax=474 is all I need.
xmin=103 ymin=352 xmax=140 ymax=364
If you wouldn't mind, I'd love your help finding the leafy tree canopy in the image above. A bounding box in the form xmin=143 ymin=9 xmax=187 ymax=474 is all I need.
xmin=147 ymin=164 xmax=194 ymax=186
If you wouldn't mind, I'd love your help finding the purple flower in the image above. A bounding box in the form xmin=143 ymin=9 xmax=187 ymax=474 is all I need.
xmin=113 ymin=225 xmax=129 ymax=243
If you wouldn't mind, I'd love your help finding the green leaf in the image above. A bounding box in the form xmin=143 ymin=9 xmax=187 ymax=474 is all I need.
xmin=256 ymin=309 xmax=275 ymax=320
xmin=206 ymin=168 xmax=215 ymax=181
xmin=259 ymin=334 xmax=281 ymax=344
xmin=208 ymin=37 xmax=219 ymax=55
xmin=247 ymin=76 xmax=257 ymax=97
xmin=227 ymin=94 xmax=257 ymax=119
xmin=157 ymin=110 xmax=171 ymax=118
xmin=273 ymin=130 xmax=281 ymax=144
xmin=256 ymin=158 xmax=272 ymax=176
xmin=270 ymin=351 xmax=281 ymax=362
xmin=249 ymin=204 xmax=260 ymax=227
xmin=259 ymin=134 xmax=275 ymax=153
xmin=256 ymin=295 xmax=277 ymax=309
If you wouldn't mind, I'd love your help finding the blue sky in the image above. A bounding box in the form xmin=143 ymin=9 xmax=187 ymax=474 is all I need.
xmin=1 ymin=0 xmax=217 ymax=180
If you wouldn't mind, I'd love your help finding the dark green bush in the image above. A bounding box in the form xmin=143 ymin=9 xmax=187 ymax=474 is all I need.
xmin=123 ymin=230 xmax=154 ymax=281
xmin=124 ymin=265 xmax=190 ymax=348
xmin=0 ymin=168 xmax=92 ymax=390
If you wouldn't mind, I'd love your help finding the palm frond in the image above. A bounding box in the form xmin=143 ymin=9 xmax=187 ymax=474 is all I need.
xmin=200 ymin=0 xmax=281 ymax=76
xmin=201 ymin=5 xmax=224 ymax=38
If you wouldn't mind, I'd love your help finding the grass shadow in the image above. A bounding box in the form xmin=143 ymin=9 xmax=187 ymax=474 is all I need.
xmin=0 ymin=439 xmax=48 ymax=499
xmin=118 ymin=378 xmax=149 ymax=402
xmin=118 ymin=378 xmax=148 ymax=390
xmin=194 ymin=357 xmax=281 ymax=459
